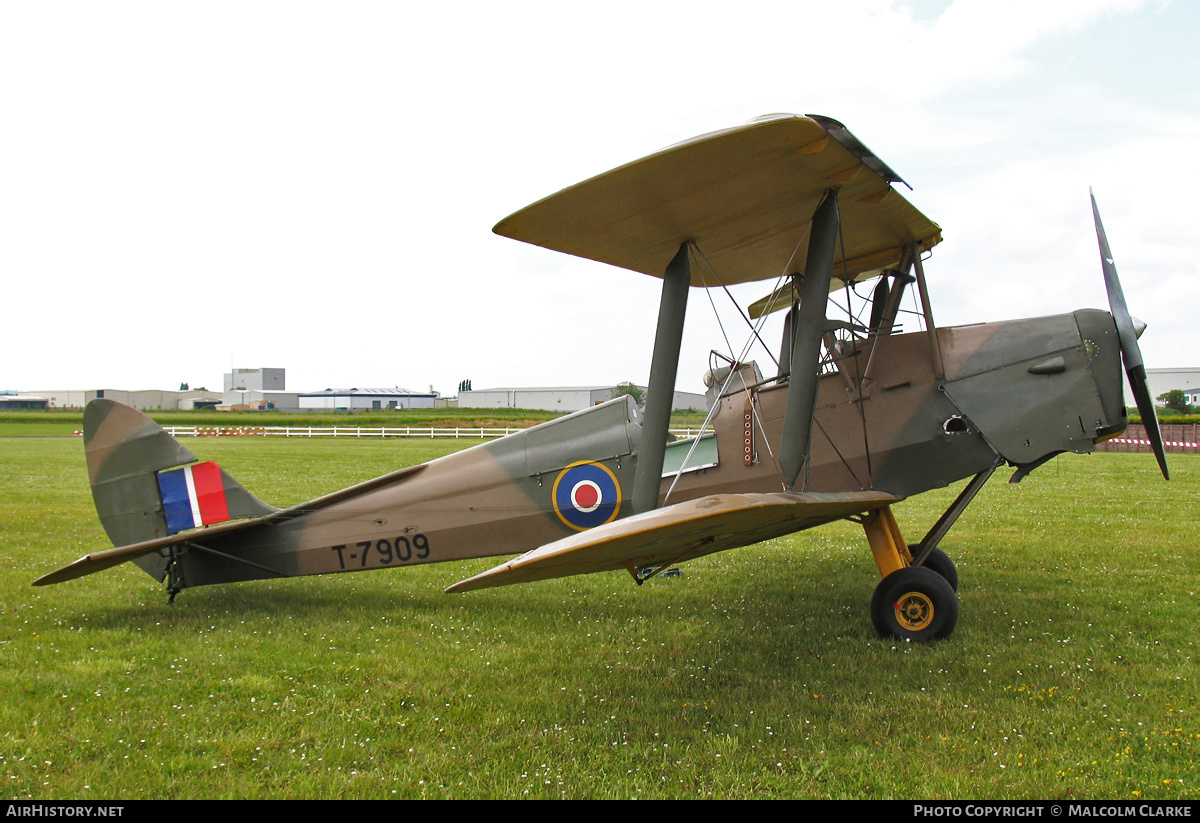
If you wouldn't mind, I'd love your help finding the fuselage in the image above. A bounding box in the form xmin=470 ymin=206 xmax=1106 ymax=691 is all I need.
xmin=172 ymin=309 xmax=1126 ymax=590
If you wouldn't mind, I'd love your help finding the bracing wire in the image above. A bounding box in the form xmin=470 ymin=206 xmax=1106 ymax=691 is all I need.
xmin=834 ymin=212 xmax=874 ymax=483
xmin=662 ymin=226 xmax=813 ymax=502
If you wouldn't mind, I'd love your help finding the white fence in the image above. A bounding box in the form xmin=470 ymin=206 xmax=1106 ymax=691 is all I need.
xmin=161 ymin=425 xmax=708 ymax=440
xmin=163 ymin=425 xmax=521 ymax=439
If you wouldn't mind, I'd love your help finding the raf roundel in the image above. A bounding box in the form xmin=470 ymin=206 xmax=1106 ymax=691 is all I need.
xmin=551 ymin=461 xmax=622 ymax=531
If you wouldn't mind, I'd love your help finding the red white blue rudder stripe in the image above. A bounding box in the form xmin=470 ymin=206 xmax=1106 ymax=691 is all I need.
xmin=156 ymin=462 xmax=232 ymax=534
xmin=551 ymin=461 xmax=621 ymax=532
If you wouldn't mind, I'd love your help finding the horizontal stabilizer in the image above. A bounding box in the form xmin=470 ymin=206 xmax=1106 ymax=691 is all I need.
xmin=32 ymin=516 xmax=270 ymax=586
xmin=447 ymin=489 xmax=901 ymax=593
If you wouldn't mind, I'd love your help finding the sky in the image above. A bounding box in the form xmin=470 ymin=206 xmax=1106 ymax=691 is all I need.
xmin=3 ymin=0 xmax=1197 ymax=398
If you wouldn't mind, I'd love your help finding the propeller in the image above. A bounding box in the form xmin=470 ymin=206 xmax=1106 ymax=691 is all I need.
xmin=1090 ymin=189 xmax=1169 ymax=480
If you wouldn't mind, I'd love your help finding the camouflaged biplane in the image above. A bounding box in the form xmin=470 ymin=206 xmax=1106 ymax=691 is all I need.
xmin=35 ymin=114 xmax=1169 ymax=641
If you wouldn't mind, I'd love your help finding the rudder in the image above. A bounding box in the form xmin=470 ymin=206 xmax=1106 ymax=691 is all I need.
xmin=83 ymin=400 xmax=277 ymax=553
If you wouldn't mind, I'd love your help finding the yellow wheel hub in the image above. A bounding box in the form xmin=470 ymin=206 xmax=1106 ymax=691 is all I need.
xmin=893 ymin=591 xmax=935 ymax=631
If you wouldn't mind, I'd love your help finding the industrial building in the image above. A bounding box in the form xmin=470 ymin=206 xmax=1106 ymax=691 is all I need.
xmin=0 ymin=394 xmax=50 ymax=410
xmin=221 ymin=368 xmax=297 ymax=409
xmin=31 ymin=388 xmax=222 ymax=410
xmin=224 ymin=367 xmax=285 ymax=393
xmin=298 ymin=387 xmax=440 ymax=411
xmin=1134 ymin=368 xmax=1200 ymax=409
xmin=220 ymin=369 xmax=437 ymax=411
xmin=458 ymin=385 xmax=707 ymax=412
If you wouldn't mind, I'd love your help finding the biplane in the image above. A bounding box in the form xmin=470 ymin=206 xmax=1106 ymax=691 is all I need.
xmin=34 ymin=114 xmax=1169 ymax=641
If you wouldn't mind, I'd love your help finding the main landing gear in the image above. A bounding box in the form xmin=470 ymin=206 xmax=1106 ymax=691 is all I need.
xmin=857 ymin=466 xmax=994 ymax=640
xmin=860 ymin=506 xmax=961 ymax=641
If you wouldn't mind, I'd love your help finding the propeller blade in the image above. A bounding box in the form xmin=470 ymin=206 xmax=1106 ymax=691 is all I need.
xmin=1090 ymin=190 xmax=1169 ymax=480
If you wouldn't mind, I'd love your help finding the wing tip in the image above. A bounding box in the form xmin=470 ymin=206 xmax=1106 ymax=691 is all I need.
xmin=32 ymin=557 xmax=94 ymax=587
xmin=445 ymin=565 xmax=512 ymax=594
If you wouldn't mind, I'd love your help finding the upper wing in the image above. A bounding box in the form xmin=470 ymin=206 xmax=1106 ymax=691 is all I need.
xmin=446 ymin=489 xmax=901 ymax=592
xmin=493 ymin=114 xmax=941 ymax=288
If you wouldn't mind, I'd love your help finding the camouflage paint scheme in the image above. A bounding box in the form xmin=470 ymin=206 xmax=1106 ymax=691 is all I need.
xmin=39 ymin=305 xmax=1125 ymax=589
xmin=33 ymin=114 xmax=1145 ymax=641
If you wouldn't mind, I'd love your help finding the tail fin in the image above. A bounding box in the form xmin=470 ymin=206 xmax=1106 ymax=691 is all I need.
xmin=84 ymin=399 xmax=277 ymax=549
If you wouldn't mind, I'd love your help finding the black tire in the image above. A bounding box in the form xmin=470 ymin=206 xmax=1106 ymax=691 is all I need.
xmin=910 ymin=545 xmax=958 ymax=592
xmin=870 ymin=566 xmax=958 ymax=641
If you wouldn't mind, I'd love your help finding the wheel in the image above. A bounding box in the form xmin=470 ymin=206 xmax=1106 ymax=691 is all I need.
xmin=870 ymin=566 xmax=959 ymax=641
xmin=910 ymin=545 xmax=958 ymax=591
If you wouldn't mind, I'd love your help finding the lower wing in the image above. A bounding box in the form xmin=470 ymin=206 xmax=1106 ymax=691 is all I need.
xmin=447 ymin=489 xmax=901 ymax=592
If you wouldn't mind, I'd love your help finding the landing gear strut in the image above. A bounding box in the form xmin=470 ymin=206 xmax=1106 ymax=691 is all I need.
xmin=913 ymin=546 xmax=958 ymax=592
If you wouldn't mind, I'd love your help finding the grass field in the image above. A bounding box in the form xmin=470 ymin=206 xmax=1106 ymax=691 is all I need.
xmin=0 ymin=407 xmax=711 ymax=439
xmin=0 ymin=408 xmax=567 ymax=439
xmin=1 ymin=435 xmax=1196 ymax=799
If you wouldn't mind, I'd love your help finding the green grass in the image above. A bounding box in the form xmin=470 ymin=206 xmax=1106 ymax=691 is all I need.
xmin=1130 ymin=414 xmax=1200 ymax=426
xmin=0 ymin=408 xmax=710 ymax=437
xmin=1 ymin=437 xmax=1196 ymax=799
xmin=0 ymin=423 xmax=81 ymax=438
xmin=0 ymin=408 xmax=566 ymax=430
